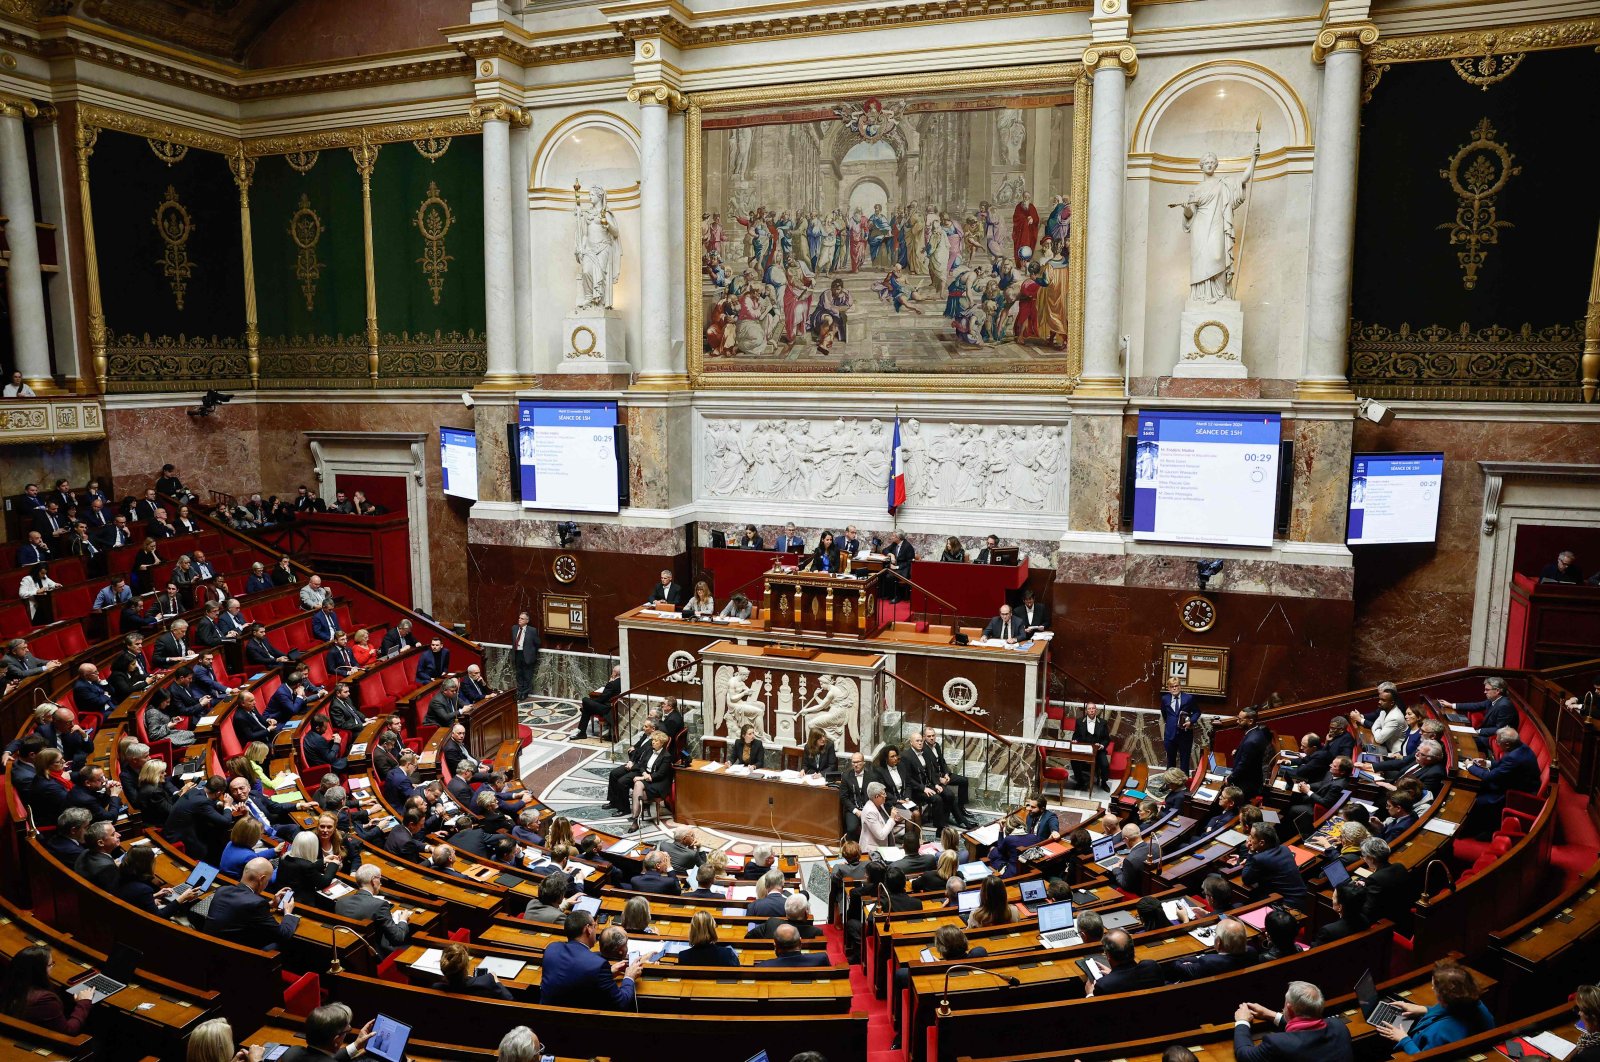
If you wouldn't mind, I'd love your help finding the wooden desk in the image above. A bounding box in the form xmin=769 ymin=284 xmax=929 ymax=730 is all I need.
xmin=244 ymin=1011 xmax=606 ymax=1062
xmin=762 ymin=570 xmax=885 ymax=639
xmin=907 ymin=557 xmax=1030 ymax=621
xmin=675 ymin=760 xmax=842 ymax=844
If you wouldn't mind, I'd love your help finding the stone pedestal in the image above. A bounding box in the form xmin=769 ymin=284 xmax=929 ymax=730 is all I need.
xmin=1173 ymin=299 xmax=1247 ymax=378
xmin=557 ymin=311 xmax=632 ymax=374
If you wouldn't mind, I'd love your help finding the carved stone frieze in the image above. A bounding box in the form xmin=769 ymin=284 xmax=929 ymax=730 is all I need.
xmin=699 ymin=414 xmax=1066 ymax=514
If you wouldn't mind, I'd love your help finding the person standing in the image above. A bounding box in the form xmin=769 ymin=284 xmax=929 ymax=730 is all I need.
xmin=510 ymin=611 xmax=541 ymax=701
xmin=1161 ymin=676 xmax=1201 ymax=773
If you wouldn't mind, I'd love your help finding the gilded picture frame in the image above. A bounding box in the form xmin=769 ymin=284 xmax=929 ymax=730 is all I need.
xmin=685 ymin=62 xmax=1089 ymax=394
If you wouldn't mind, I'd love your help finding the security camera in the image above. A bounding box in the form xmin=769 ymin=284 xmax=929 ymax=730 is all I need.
xmin=1357 ymin=398 xmax=1395 ymax=426
xmin=187 ymin=389 xmax=235 ymax=417
xmin=557 ymin=520 xmax=582 ymax=548
xmin=1196 ymin=559 xmax=1223 ymax=591
xmin=461 ymin=392 xmax=475 ymax=409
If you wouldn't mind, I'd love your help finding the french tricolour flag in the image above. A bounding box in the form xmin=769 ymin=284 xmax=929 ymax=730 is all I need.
xmin=887 ymin=415 xmax=907 ymax=513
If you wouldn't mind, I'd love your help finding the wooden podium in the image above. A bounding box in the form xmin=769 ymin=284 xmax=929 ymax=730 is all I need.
xmin=762 ymin=570 xmax=886 ymax=639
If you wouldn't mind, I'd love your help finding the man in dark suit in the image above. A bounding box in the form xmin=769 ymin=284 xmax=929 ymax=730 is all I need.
xmin=65 ymin=765 xmax=125 ymax=822
xmin=217 ymin=599 xmax=250 ymax=640
xmin=383 ymin=808 xmax=432 ymax=861
xmin=310 ymin=601 xmax=342 ymax=643
xmin=82 ymin=497 xmax=109 ymax=529
xmin=628 ymin=851 xmax=683 ymax=895
xmin=334 ymin=865 xmax=413 ymax=950
xmin=14 ymin=530 xmax=50 ymax=567
xmin=1240 ymin=823 xmax=1310 ymax=912
xmin=192 ymin=603 xmax=226 ymax=648
xmin=577 ymin=664 xmax=622 ymax=740
xmin=72 ymin=663 xmax=117 ymax=716
xmin=324 ymin=631 xmax=359 ymax=678
xmin=1227 ymin=707 xmax=1274 ymax=803
xmin=750 ymin=893 xmax=823 ymax=940
xmin=164 ymin=775 xmax=233 ymax=862
xmin=67 ymin=522 xmax=103 ymax=574
xmin=151 ymin=620 xmax=194 ymax=670
xmin=206 ymin=857 xmax=299 ymax=950
xmin=646 ymin=569 xmax=685 ymax=609
xmin=280 ymin=1004 xmax=376 ymax=1062
xmin=73 ymin=821 xmax=122 ymax=888
xmin=33 ymin=501 xmax=68 ymax=543
xmin=232 ymin=690 xmax=276 ymax=746
xmin=1381 ymin=738 xmax=1447 ymax=794
xmin=425 ymin=679 xmax=468 ymax=730
xmin=917 ymin=726 xmax=973 ymax=825
xmin=509 ymin=611 xmax=541 ymax=700
xmin=1072 ymin=704 xmax=1112 ymax=791
xmin=1464 ymin=727 xmax=1541 ymax=835
xmin=1441 ymin=676 xmax=1520 ymax=754
xmin=1116 ymin=823 xmax=1151 ymax=893
xmin=606 ymin=717 xmax=654 ymax=809
xmin=1090 ymin=929 xmax=1167 ymax=995
xmin=1358 ymin=837 xmax=1415 ymax=932
xmin=439 ymin=723 xmax=486 ymax=782
xmin=1288 ymin=755 xmax=1353 ymax=836
xmin=1173 ymin=918 xmax=1258 ymax=980
xmin=166 ymin=668 xmax=213 ymax=721
xmin=378 ymin=619 xmax=419 ymax=657
xmin=883 ymin=530 xmax=914 ymax=604
xmin=838 ymin=751 xmax=871 ymax=837
xmin=755 ymin=923 xmax=830 ymax=966
xmin=459 ymin=664 xmax=489 ymax=705
xmin=303 ymin=716 xmax=348 ymax=774
xmin=93 ymin=515 xmax=132 ymax=551
xmin=150 ymin=583 xmax=184 ymax=621
xmin=1233 ymin=982 xmax=1353 ymax=1062
xmin=902 ymin=730 xmax=954 ymax=829
xmin=982 ymin=604 xmax=1027 ymax=643
xmin=414 ymin=637 xmax=450 ymax=684
xmin=10 ymin=704 xmax=92 ymax=767
xmin=539 ymin=913 xmax=642 ymax=1009
xmin=1310 ymin=880 xmax=1371 ymax=946
xmin=771 ymin=523 xmax=806 ymax=554
xmin=267 ymin=674 xmax=311 ymax=724
xmin=974 ymin=534 xmax=1006 ymax=564
xmin=658 ymin=826 xmax=707 ymax=876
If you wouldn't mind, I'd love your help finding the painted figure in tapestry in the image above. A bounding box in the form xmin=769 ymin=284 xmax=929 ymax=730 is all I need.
xmin=700 ymin=88 xmax=1074 ymax=374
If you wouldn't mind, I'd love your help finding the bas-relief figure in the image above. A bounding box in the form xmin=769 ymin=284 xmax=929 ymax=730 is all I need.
xmin=802 ymin=674 xmax=861 ymax=750
xmin=714 ymin=665 xmax=767 ymax=738
xmin=701 ymin=415 xmax=1066 ymax=513
xmin=700 ymin=88 xmax=1074 ymax=376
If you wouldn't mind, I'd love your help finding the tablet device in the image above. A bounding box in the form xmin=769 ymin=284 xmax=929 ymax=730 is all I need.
xmin=183 ymin=862 xmax=221 ymax=894
xmin=365 ymin=1014 xmax=412 ymax=1062
xmin=1018 ymin=879 xmax=1047 ymax=904
xmin=957 ymin=889 xmax=980 ymax=913
xmin=1324 ymin=856 xmax=1351 ymax=889
xmin=570 ymin=895 xmax=601 ymax=917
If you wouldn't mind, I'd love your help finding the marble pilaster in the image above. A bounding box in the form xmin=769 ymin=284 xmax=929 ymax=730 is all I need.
xmin=1066 ymin=399 xmax=1126 ymax=534
xmin=0 ymin=96 xmax=51 ymax=389
xmin=629 ymin=84 xmax=684 ymax=387
xmin=476 ymin=104 xmax=521 ymax=385
xmin=1299 ymin=23 xmax=1376 ymax=401
xmin=1285 ymin=407 xmax=1355 ymax=543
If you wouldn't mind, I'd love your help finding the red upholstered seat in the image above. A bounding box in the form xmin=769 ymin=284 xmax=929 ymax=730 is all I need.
xmin=282 ymin=971 xmax=323 ymax=1016
xmin=447 ymin=927 xmax=470 ymax=943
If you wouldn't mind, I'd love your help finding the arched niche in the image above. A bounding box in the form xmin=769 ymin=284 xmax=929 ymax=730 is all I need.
xmin=1133 ymin=60 xmax=1310 ymax=158
xmin=532 ymin=111 xmax=641 ymax=193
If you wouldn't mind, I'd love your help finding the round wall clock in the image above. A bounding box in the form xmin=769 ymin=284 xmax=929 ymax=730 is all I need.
xmin=552 ymin=553 xmax=579 ymax=584
xmin=1179 ymin=594 xmax=1216 ymax=633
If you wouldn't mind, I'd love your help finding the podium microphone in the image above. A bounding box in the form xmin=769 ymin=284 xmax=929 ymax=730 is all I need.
xmin=936 ymin=964 xmax=1020 ymax=1017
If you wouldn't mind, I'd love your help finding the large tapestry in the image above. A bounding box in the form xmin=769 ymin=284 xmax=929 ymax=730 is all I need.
xmin=1350 ymin=40 xmax=1600 ymax=401
xmin=88 ymin=128 xmax=248 ymax=386
xmin=691 ymin=70 xmax=1082 ymax=388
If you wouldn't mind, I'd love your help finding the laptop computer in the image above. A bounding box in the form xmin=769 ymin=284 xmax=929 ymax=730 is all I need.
xmin=365 ymin=1015 xmax=412 ymax=1062
xmin=1036 ymin=900 xmax=1080 ymax=949
xmin=956 ymin=861 xmax=991 ymax=884
xmin=1100 ymin=909 xmax=1141 ymax=932
xmin=182 ymin=861 xmax=221 ymax=895
xmin=957 ymin=889 xmax=981 ymax=914
xmin=1018 ymin=878 xmax=1049 ymax=910
xmin=1355 ymin=970 xmax=1413 ymax=1032
xmin=1324 ymin=856 xmax=1352 ymax=889
xmin=69 ymin=942 xmax=143 ymax=1003
xmin=1091 ymin=834 xmax=1121 ymax=863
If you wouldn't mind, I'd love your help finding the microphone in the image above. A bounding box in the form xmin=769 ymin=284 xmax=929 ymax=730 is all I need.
xmin=1419 ymin=858 xmax=1455 ymax=903
xmin=878 ymin=883 xmax=893 ymax=929
xmin=937 ymin=964 xmax=1021 ymax=1016
xmin=328 ymin=924 xmax=379 ymax=974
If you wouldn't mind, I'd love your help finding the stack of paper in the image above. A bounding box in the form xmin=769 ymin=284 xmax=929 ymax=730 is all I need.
xmin=319 ymin=881 xmax=354 ymax=900
xmin=699 ymin=761 xmax=725 ymax=772
xmin=409 ymin=948 xmax=444 ymax=975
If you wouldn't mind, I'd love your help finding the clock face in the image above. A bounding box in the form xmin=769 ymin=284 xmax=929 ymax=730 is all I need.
xmin=1180 ymin=594 xmax=1216 ymax=633
xmin=552 ymin=553 xmax=579 ymax=584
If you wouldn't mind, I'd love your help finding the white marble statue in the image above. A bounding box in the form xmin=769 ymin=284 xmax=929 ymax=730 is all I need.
xmin=717 ymin=665 xmax=766 ymax=738
xmin=1171 ymin=144 xmax=1259 ymax=304
xmin=574 ymin=185 xmax=620 ymax=310
xmin=802 ymin=674 xmax=860 ymax=749
xmin=998 ymin=110 xmax=1026 ymax=167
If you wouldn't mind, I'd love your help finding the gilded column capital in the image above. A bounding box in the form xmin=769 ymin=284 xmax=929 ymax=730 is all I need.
xmin=227 ymin=146 xmax=255 ymax=195
xmin=1313 ymin=21 xmax=1379 ymax=63
xmin=627 ymin=82 xmax=689 ymax=110
xmin=1081 ymin=42 xmax=1137 ymax=78
xmin=0 ymin=92 xmax=39 ymax=120
xmin=468 ymin=100 xmax=531 ymax=126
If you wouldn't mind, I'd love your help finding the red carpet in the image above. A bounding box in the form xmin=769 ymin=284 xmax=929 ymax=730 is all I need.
xmin=876 ymin=600 xmax=911 ymax=625
xmin=823 ymin=925 xmax=899 ymax=1061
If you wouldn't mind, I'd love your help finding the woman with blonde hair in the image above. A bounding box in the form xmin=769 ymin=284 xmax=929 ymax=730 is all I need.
xmin=545 ymin=815 xmax=575 ymax=852
xmin=187 ymin=1017 xmax=262 ymax=1062
xmin=916 ymin=848 xmax=960 ymax=893
xmin=244 ymin=742 xmax=274 ymax=788
xmin=350 ymin=628 xmax=376 ymax=668
xmin=314 ymin=811 xmax=352 ymax=871
xmin=136 ymin=758 xmax=179 ymax=826
xmin=621 ymin=896 xmax=655 ymax=934
xmin=677 ymin=909 xmax=739 ymax=967
xmin=683 ymin=580 xmax=716 ymax=619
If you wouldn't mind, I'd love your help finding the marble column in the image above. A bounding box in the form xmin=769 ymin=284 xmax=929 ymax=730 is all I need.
xmin=476 ymin=103 xmax=519 ymax=386
xmin=628 ymin=83 xmax=685 ymax=387
xmin=1299 ymin=23 xmax=1377 ymax=401
xmin=509 ymin=121 xmax=536 ymax=377
xmin=0 ymin=96 xmax=51 ymax=390
xmin=1077 ymin=44 xmax=1137 ymax=397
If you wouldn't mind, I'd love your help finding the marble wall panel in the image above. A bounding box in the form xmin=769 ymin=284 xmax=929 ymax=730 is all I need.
xmin=469 ymin=516 xmax=682 ymax=556
xmin=1286 ymin=417 xmax=1354 ymax=544
xmin=1348 ymin=417 xmax=1600 ymax=685
xmin=1067 ymin=412 xmax=1122 ymax=534
xmin=473 ymin=399 xmax=515 ymax=505
xmin=1056 ymin=551 xmax=1352 ymax=600
xmin=0 ymin=441 xmax=106 ymax=503
xmin=104 ymin=402 xmax=263 ymax=499
xmin=627 ymin=405 xmax=671 ymax=511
